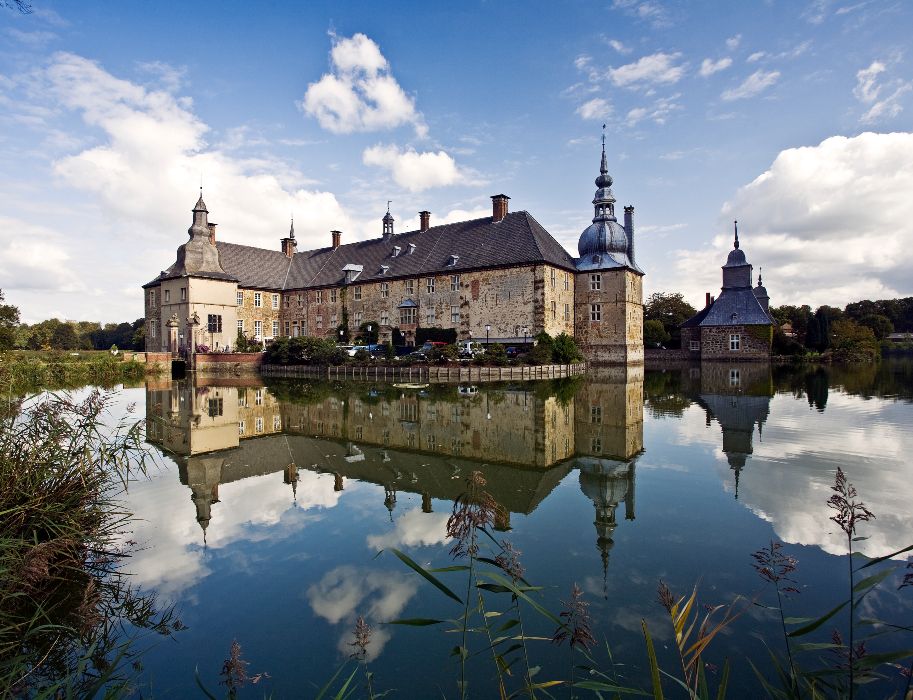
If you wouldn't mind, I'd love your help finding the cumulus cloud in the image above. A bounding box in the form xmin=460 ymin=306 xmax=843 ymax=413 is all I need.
xmin=301 ymin=33 xmax=427 ymax=137
xmin=576 ymin=97 xmax=612 ymax=120
xmin=721 ymin=69 xmax=780 ymax=100
xmin=611 ymin=0 xmax=671 ymax=28
xmin=725 ymin=34 xmax=742 ymax=51
xmin=0 ymin=216 xmax=83 ymax=293
xmin=854 ymin=60 xmax=911 ymax=124
xmin=673 ymin=132 xmax=913 ymax=308
xmin=625 ymin=94 xmax=681 ymax=126
xmin=362 ymin=143 xmax=466 ymax=192
xmin=608 ymin=52 xmax=685 ymax=88
xmin=607 ymin=39 xmax=631 ymax=54
xmin=699 ymin=57 xmax=732 ymax=77
xmin=366 ymin=507 xmax=450 ymax=550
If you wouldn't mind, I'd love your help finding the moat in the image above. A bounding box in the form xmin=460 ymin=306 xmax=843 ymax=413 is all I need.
xmin=111 ymin=360 xmax=912 ymax=696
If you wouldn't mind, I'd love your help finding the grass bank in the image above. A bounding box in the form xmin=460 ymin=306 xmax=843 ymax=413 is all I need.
xmin=0 ymin=350 xmax=145 ymax=394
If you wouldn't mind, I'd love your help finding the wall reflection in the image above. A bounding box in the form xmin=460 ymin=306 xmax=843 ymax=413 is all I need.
xmin=145 ymin=370 xmax=645 ymax=579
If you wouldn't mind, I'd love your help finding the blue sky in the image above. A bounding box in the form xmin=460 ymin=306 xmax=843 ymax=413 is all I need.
xmin=1 ymin=0 xmax=911 ymax=323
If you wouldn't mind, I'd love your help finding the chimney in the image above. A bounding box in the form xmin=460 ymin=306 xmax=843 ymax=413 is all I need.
xmin=419 ymin=210 xmax=430 ymax=232
xmin=281 ymin=237 xmax=297 ymax=258
xmin=623 ymin=205 xmax=635 ymax=264
xmin=331 ymin=230 xmax=341 ymax=249
xmin=207 ymin=223 xmax=217 ymax=244
xmin=706 ymin=292 xmax=711 ymax=307
xmin=491 ymin=194 xmax=510 ymax=222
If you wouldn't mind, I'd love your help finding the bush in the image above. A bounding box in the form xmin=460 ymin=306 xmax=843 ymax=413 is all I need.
xmin=529 ymin=332 xmax=554 ymax=365
xmin=264 ymin=336 xmax=347 ymax=365
xmin=486 ymin=343 xmax=508 ymax=366
xmin=553 ymin=333 xmax=583 ymax=363
xmin=353 ymin=348 xmax=370 ymax=362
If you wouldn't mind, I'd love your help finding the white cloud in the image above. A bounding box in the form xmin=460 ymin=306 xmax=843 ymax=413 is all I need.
xmin=362 ymin=143 xmax=467 ymax=192
xmin=608 ymin=39 xmax=631 ymax=54
xmin=576 ymin=97 xmax=612 ymax=120
xmin=0 ymin=215 xmax=83 ymax=293
xmin=608 ymin=52 xmax=685 ymax=88
xmin=301 ymin=33 xmax=427 ymax=137
xmin=747 ymin=51 xmax=766 ymax=63
xmin=673 ymin=132 xmax=913 ymax=308
xmin=721 ymin=69 xmax=780 ymax=100
xmin=725 ymin=34 xmax=742 ymax=51
xmin=366 ymin=507 xmax=450 ymax=550
xmin=625 ymin=94 xmax=681 ymax=126
xmin=611 ymin=0 xmax=671 ymax=28
xmin=854 ymin=60 xmax=911 ymax=124
xmin=699 ymin=57 xmax=733 ymax=78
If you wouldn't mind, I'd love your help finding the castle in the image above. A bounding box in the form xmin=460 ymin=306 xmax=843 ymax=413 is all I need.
xmin=143 ymin=142 xmax=644 ymax=364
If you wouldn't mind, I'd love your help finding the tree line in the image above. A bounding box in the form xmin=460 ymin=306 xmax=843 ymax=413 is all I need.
xmin=0 ymin=290 xmax=145 ymax=352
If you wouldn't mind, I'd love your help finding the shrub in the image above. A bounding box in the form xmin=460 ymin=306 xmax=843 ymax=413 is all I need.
xmin=553 ymin=333 xmax=583 ymax=363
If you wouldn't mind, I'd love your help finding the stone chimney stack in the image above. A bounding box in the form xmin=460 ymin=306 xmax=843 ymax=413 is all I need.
xmin=706 ymin=292 xmax=711 ymax=307
xmin=207 ymin=223 xmax=217 ymax=245
xmin=491 ymin=194 xmax=510 ymax=223
xmin=281 ymin=218 xmax=297 ymax=258
xmin=623 ymin=205 xmax=635 ymax=264
xmin=419 ymin=210 xmax=430 ymax=232
xmin=331 ymin=230 xmax=341 ymax=249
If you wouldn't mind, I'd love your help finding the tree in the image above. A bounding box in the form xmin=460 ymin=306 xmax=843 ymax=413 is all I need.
xmin=52 ymin=323 xmax=78 ymax=350
xmin=644 ymin=319 xmax=670 ymax=348
xmin=858 ymin=314 xmax=893 ymax=340
xmin=644 ymin=292 xmax=697 ymax=349
xmin=0 ymin=289 xmax=20 ymax=351
xmin=552 ymin=333 xmax=582 ymax=363
xmin=830 ymin=318 xmax=878 ymax=362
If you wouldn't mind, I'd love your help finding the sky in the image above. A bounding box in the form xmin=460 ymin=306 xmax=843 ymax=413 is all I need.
xmin=1 ymin=0 xmax=912 ymax=324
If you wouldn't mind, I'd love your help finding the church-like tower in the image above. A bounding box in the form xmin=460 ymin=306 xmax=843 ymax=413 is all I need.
xmin=573 ymin=137 xmax=645 ymax=364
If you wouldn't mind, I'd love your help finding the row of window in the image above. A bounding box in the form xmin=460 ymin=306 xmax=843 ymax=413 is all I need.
xmin=148 ymin=288 xmax=187 ymax=305
xmin=237 ymin=291 xmax=281 ymax=309
xmin=236 ymin=319 xmax=281 ymax=339
xmin=238 ymin=414 xmax=283 ymax=436
xmin=687 ymin=335 xmax=742 ymax=351
xmin=549 ymin=269 xmax=572 ymax=290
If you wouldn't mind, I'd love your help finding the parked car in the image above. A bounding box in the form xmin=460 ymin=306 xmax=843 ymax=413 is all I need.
xmin=506 ymin=346 xmax=521 ymax=357
xmin=458 ymin=341 xmax=485 ymax=358
xmin=419 ymin=341 xmax=448 ymax=353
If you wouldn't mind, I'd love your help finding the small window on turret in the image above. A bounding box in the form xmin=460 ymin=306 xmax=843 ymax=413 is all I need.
xmin=590 ymin=274 xmax=601 ymax=291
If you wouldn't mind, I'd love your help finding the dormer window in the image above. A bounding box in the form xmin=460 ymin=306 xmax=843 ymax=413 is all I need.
xmin=447 ymin=254 xmax=460 ymax=267
xmin=408 ymin=243 xmax=416 ymax=254
xmin=392 ymin=246 xmax=401 ymax=257
xmin=380 ymin=265 xmax=390 ymax=275
xmin=342 ymin=263 xmax=363 ymax=284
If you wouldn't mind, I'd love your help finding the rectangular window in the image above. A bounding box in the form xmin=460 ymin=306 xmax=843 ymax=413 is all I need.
xmin=729 ymin=369 xmax=741 ymax=387
xmin=317 ymin=290 xmax=324 ymax=304
xmin=272 ymin=320 xmax=279 ymax=337
xmin=208 ymin=398 xmax=223 ymax=417
xmin=381 ymin=282 xmax=389 ymax=298
xmin=405 ymin=279 xmax=414 ymax=295
xmin=330 ymin=289 xmax=337 ymax=303
xmin=354 ymin=311 xmax=363 ymax=325
xmin=284 ymin=321 xmax=290 ymax=336
xmin=272 ymin=294 xmax=279 ymax=309
xmin=254 ymin=320 xmax=263 ymax=338
xmin=150 ymin=290 xmax=156 ymax=305
xmin=401 ymin=307 xmax=416 ymax=325
xmin=590 ymin=303 xmax=601 ymax=321
xmin=353 ymin=286 xmax=362 ymax=301
xmin=150 ymin=322 xmax=156 ymax=338
xmin=237 ymin=290 xmax=243 ymax=306
xmin=450 ymin=305 xmax=459 ymax=323
xmin=564 ymin=303 xmax=570 ymax=321
xmin=380 ymin=311 xmax=389 ymax=326
xmin=316 ymin=315 xmax=323 ymax=329
xmin=426 ymin=308 xmax=436 ymax=324
xmin=256 ymin=417 xmax=263 ymax=433
xmin=273 ymin=415 xmax=281 ymax=431
xmin=450 ymin=275 xmax=460 ymax=292
xmin=591 ymin=405 xmax=602 ymax=424
xmin=164 ymin=289 xmax=170 ymax=303
xmin=590 ymin=274 xmax=601 ymax=291
xmin=297 ymin=294 xmax=302 ymax=308
xmin=730 ymin=334 xmax=741 ymax=351
xmin=254 ymin=292 xmax=262 ymax=308
xmin=564 ymin=272 xmax=569 ymax=291
xmin=426 ymin=277 xmax=435 ymax=293
xmin=551 ymin=301 xmax=556 ymax=319
xmin=237 ymin=319 xmax=244 ymax=334
xmin=690 ymin=340 xmax=700 ymax=351
xmin=284 ymin=295 xmax=290 ymax=308
xmin=331 ymin=313 xmax=337 ymax=327
xmin=207 ymin=314 xmax=222 ymax=333
xmin=550 ymin=268 xmax=556 ymax=288
xmin=180 ymin=287 xmax=186 ymax=301
xmin=238 ymin=420 xmax=245 ymax=435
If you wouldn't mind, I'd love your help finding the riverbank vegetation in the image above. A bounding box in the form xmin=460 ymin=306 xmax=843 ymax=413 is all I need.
xmin=0 ymin=350 xmax=145 ymax=394
xmin=0 ymin=391 xmax=181 ymax=696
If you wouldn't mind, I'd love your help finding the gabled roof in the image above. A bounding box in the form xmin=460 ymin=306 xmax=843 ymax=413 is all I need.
xmin=683 ymin=287 xmax=773 ymax=328
xmin=147 ymin=210 xmax=579 ymax=291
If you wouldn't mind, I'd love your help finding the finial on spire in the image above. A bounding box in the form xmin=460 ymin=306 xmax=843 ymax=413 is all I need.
xmin=758 ymin=266 xmax=762 ymax=286
xmin=599 ymin=125 xmax=608 ymax=176
xmin=734 ymin=220 xmax=740 ymax=249
xmin=387 ymin=200 xmax=392 ymax=213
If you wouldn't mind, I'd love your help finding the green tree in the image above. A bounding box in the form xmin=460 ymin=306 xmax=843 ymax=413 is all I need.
xmin=529 ymin=331 xmax=555 ymax=364
xmin=644 ymin=292 xmax=697 ymax=349
xmin=858 ymin=313 xmax=893 ymax=340
xmin=0 ymin=289 xmax=20 ymax=351
xmin=831 ymin=318 xmax=878 ymax=361
xmin=552 ymin=333 xmax=582 ymax=363
xmin=644 ymin=319 xmax=670 ymax=347
xmin=51 ymin=323 xmax=78 ymax=350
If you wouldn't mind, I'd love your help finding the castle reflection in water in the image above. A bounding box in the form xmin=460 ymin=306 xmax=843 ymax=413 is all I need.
xmin=145 ymin=362 xmax=773 ymax=583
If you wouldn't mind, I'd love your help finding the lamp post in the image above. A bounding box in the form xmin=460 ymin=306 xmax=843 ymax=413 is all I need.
xmin=485 ymin=324 xmax=491 ymax=346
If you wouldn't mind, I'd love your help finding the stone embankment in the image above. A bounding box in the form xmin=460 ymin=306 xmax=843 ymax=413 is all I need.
xmin=260 ymin=362 xmax=586 ymax=383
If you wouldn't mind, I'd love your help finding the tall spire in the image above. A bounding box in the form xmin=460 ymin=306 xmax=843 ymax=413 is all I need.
xmin=734 ymin=220 xmax=740 ymax=249
xmin=289 ymin=216 xmax=295 ymax=240
xmin=757 ymin=266 xmax=762 ymax=286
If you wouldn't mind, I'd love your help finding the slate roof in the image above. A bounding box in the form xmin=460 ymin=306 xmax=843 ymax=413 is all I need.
xmin=146 ymin=211 xmax=578 ymax=291
xmin=682 ymin=287 xmax=773 ymax=328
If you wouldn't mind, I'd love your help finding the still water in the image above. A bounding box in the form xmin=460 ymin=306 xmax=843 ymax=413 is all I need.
xmin=116 ymin=360 xmax=913 ymax=697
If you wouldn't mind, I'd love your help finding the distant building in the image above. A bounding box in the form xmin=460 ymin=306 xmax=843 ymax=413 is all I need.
xmin=141 ymin=141 xmax=644 ymax=364
xmin=680 ymin=223 xmax=773 ymax=361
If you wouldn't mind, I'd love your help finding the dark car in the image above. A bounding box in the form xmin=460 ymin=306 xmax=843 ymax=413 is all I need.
xmin=505 ymin=346 xmax=521 ymax=357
